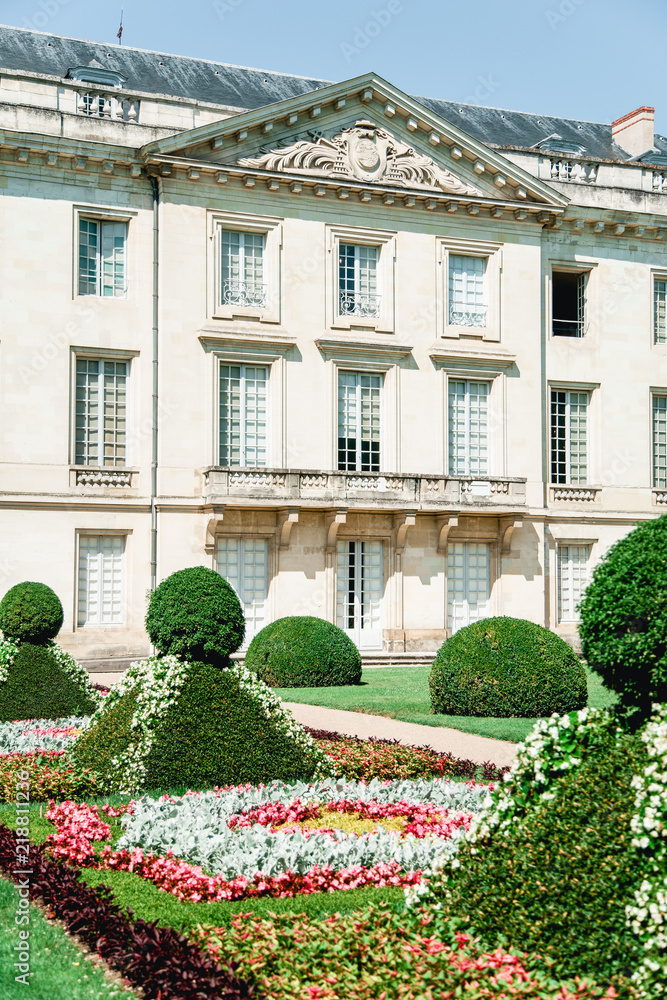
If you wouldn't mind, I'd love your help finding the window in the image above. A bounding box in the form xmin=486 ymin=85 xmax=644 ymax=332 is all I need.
xmin=448 ymin=379 xmax=489 ymax=475
xmin=552 ymin=271 xmax=585 ymax=337
xmin=447 ymin=542 xmax=490 ymax=634
xmin=77 ymin=535 xmax=125 ymax=626
xmin=655 ymin=279 xmax=667 ymax=344
xmin=653 ymin=395 xmax=667 ymax=487
xmin=217 ymin=537 xmax=268 ymax=643
xmin=75 ymin=359 xmax=127 ymax=467
xmin=551 ymin=389 xmax=589 ymax=484
xmin=338 ymin=243 xmax=380 ymax=318
xmin=336 ymin=540 xmax=383 ymax=649
xmin=78 ymin=218 xmax=127 ymax=297
xmin=220 ymin=231 xmax=266 ymax=307
xmin=557 ymin=544 xmax=589 ymax=622
xmin=338 ymin=371 xmax=382 ymax=472
xmin=448 ymin=255 xmax=487 ymax=328
xmin=219 ymin=363 xmax=268 ymax=467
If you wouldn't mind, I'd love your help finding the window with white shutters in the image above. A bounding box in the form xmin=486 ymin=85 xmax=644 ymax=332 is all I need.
xmin=338 ymin=371 xmax=382 ymax=472
xmin=75 ymin=359 xmax=127 ymax=467
xmin=550 ymin=389 xmax=589 ymax=484
xmin=338 ymin=243 xmax=380 ymax=318
xmin=220 ymin=231 xmax=266 ymax=307
xmin=653 ymin=395 xmax=667 ymax=488
xmin=557 ymin=544 xmax=589 ymax=622
xmin=336 ymin=540 xmax=383 ymax=649
xmin=79 ymin=218 xmax=127 ymax=297
xmin=219 ymin=364 xmax=268 ymax=467
xmin=448 ymin=379 xmax=489 ymax=475
xmin=217 ymin=537 xmax=268 ymax=643
xmin=655 ymin=279 xmax=667 ymax=345
xmin=448 ymin=255 xmax=487 ymax=328
xmin=447 ymin=542 xmax=490 ymax=634
xmin=77 ymin=535 xmax=125 ymax=626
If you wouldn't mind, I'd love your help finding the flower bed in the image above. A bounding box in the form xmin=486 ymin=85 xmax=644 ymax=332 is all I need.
xmin=39 ymin=776 xmax=491 ymax=903
xmin=304 ymin=726 xmax=508 ymax=782
xmin=192 ymin=903 xmax=616 ymax=1000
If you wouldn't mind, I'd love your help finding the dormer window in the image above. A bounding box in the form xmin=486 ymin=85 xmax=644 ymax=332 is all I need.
xmin=66 ymin=65 xmax=127 ymax=88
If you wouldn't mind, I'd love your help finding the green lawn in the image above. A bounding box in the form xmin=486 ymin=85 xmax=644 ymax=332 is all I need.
xmin=276 ymin=664 xmax=618 ymax=744
xmin=0 ymin=876 xmax=134 ymax=999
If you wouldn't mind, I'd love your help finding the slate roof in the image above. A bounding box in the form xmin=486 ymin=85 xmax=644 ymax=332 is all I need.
xmin=2 ymin=24 xmax=667 ymax=163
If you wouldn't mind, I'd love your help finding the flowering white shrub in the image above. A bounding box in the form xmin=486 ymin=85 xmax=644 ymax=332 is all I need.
xmin=405 ymin=707 xmax=622 ymax=907
xmin=0 ymin=630 xmax=100 ymax=705
xmin=72 ymin=655 xmax=332 ymax=793
xmin=627 ymin=703 xmax=667 ymax=998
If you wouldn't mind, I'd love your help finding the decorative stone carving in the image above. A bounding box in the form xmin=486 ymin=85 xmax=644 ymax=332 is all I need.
xmin=238 ymin=121 xmax=481 ymax=196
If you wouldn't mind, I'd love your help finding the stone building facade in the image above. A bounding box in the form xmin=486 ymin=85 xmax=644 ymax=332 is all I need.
xmin=1 ymin=26 xmax=667 ymax=671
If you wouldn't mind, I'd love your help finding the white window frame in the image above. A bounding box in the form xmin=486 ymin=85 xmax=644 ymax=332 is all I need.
xmin=209 ymin=211 xmax=282 ymax=324
xmin=216 ymin=535 xmax=270 ymax=647
xmin=75 ymin=531 xmax=128 ymax=628
xmin=70 ymin=348 xmax=138 ymax=471
xmin=550 ymin=387 xmax=590 ymax=485
xmin=432 ymin=357 xmax=512 ymax=477
xmin=556 ymin=543 xmax=590 ymax=623
xmin=447 ymin=378 xmax=491 ymax=476
xmin=218 ymin=361 xmax=269 ymax=468
xmin=446 ymin=541 xmax=491 ymax=634
xmin=73 ymin=205 xmax=135 ymax=300
xmin=438 ymin=237 xmax=502 ymax=342
xmin=652 ymin=392 xmax=667 ymax=488
xmin=548 ymin=261 xmax=597 ymax=341
xmin=335 ymin=538 xmax=384 ymax=650
xmin=337 ymin=369 xmax=383 ymax=473
xmin=73 ymin=357 xmax=129 ymax=468
xmin=204 ymin=342 xmax=288 ymax=469
xmin=326 ymin=225 xmax=396 ymax=333
xmin=653 ymin=273 xmax=667 ymax=346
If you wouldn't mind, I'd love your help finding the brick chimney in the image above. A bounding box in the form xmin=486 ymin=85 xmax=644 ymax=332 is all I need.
xmin=612 ymin=106 xmax=655 ymax=157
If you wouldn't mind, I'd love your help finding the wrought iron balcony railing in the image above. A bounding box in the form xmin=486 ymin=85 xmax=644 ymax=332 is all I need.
xmin=338 ymin=291 xmax=381 ymax=319
xmin=221 ymin=280 xmax=267 ymax=308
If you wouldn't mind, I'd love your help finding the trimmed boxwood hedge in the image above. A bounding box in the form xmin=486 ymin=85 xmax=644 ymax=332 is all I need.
xmin=429 ymin=617 xmax=587 ymax=718
xmin=0 ymin=643 xmax=98 ymax=722
xmin=579 ymin=515 xmax=667 ymax=722
xmin=145 ymin=566 xmax=245 ymax=667
xmin=427 ymin=726 xmax=648 ymax=989
xmin=70 ymin=662 xmax=322 ymax=789
xmin=245 ymin=616 xmax=362 ymax=688
xmin=0 ymin=581 xmax=63 ymax=643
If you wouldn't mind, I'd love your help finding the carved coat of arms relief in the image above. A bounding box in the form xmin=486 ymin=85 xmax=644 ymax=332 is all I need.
xmin=237 ymin=120 xmax=482 ymax=196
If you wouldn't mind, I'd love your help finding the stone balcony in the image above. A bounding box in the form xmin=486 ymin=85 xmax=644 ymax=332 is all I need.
xmin=202 ymin=468 xmax=527 ymax=510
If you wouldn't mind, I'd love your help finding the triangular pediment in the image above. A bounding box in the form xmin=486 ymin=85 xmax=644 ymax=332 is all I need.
xmin=141 ymin=73 xmax=568 ymax=208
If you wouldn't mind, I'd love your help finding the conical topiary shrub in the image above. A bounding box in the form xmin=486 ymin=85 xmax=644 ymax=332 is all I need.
xmin=69 ymin=567 xmax=331 ymax=792
xmin=0 ymin=582 xmax=98 ymax=722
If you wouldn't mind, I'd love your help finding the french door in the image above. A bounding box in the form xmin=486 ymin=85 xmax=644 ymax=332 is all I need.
xmin=447 ymin=542 xmax=490 ymax=634
xmin=216 ymin=537 xmax=268 ymax=646
xmin=336 ymin=540 xmax=383 ymax=649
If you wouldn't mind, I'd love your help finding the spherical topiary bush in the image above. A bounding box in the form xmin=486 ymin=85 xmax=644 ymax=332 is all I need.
xmin=245 ymin=616 xmax=362 ymax=688
xmin=579 ymin=516 xmax=667 ymax=722
xmin=429 ymin=616 xmax=587 ymax=718
xmin=145 ymin=566 xmax=245 ymax=666
xmin=0 ymin=582 xmax=64 ymax=643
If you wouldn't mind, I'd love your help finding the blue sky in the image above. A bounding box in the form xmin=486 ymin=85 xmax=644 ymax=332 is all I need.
xmin=4 ymin=0 xmax=667 ymax=134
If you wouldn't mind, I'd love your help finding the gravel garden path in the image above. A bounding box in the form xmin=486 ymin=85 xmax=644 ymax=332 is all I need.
xmin=283 ymin=702 xmax=519 ymax=768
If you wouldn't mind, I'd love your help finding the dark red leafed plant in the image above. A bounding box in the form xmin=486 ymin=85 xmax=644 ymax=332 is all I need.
xmin=0 ymin=823 xmax=256 ymax=999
